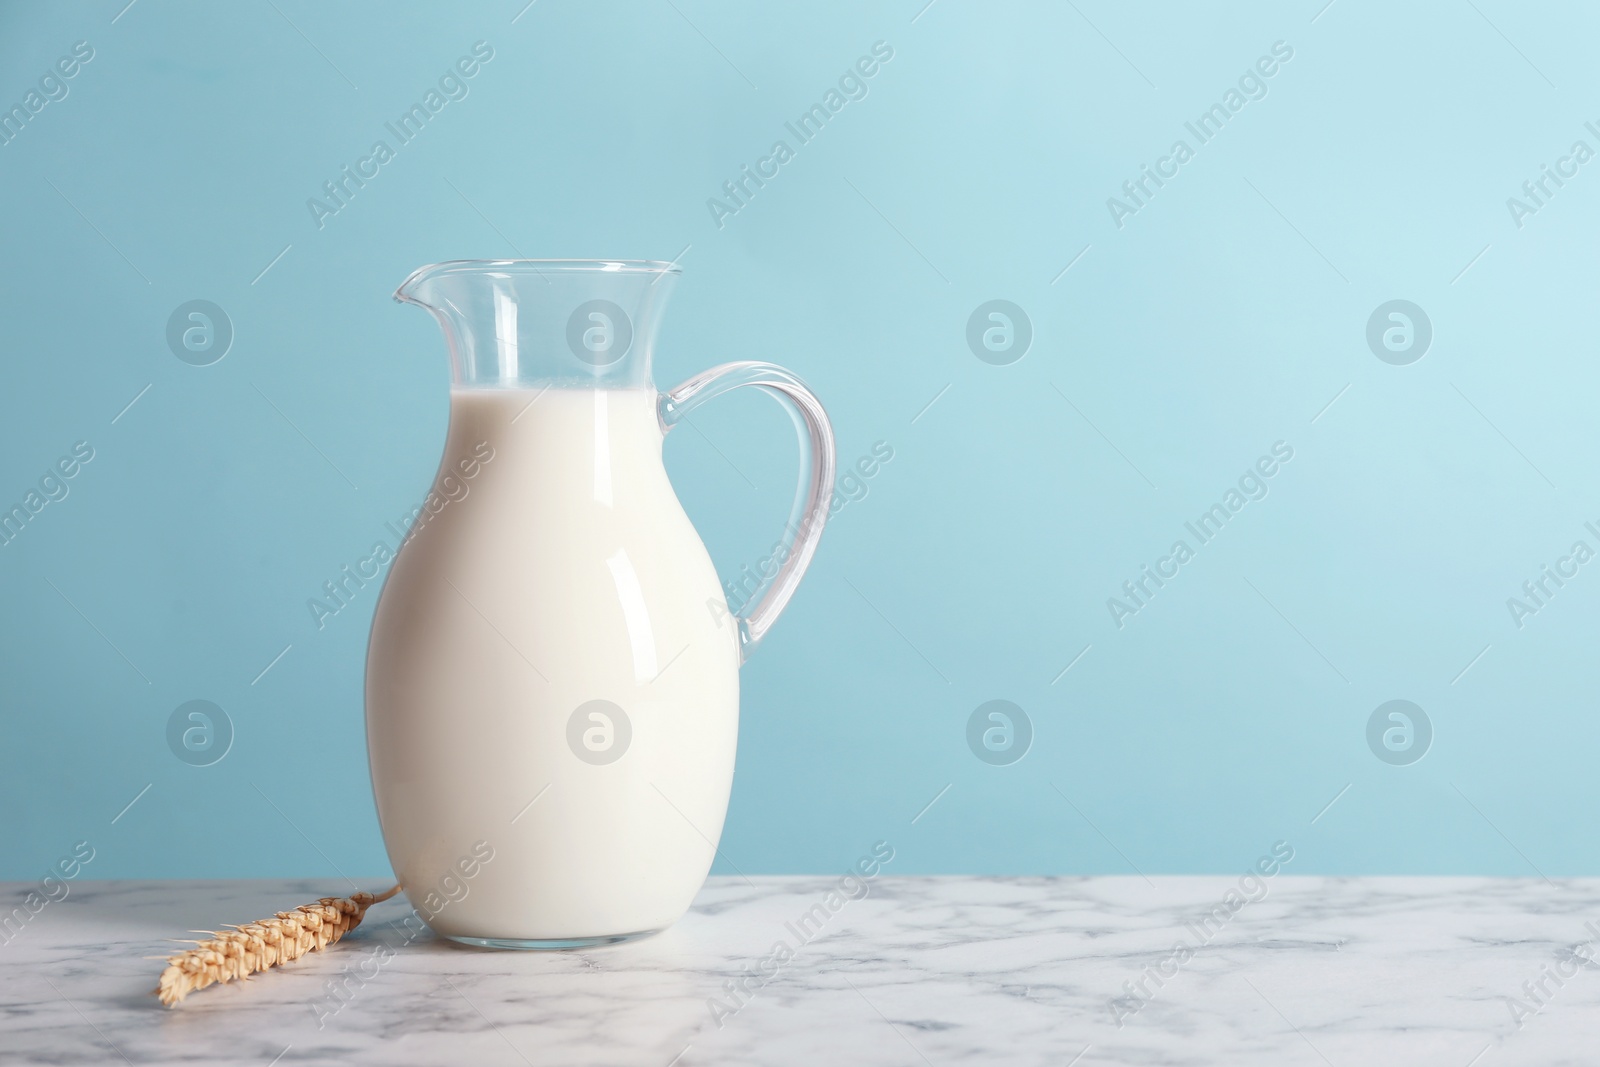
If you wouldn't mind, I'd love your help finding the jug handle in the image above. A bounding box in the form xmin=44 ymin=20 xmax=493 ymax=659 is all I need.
xmin=659 ymin=362 xmax=836 ymax=664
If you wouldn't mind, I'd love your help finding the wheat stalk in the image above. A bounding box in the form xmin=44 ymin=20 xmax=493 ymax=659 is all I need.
xmin=156 ymin=884 xmax=401 ymax=1006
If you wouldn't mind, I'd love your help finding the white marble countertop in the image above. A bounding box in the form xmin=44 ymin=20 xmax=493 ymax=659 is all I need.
xmin=4 ymin=876 xmax=1598 ymax=1065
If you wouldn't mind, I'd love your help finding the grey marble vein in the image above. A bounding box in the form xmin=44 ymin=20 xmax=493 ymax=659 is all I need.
xmin=4 ymin=877 xmax=1600 ymax=1065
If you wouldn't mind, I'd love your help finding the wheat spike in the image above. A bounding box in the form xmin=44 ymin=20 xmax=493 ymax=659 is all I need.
xmin=157 ymin=885 xmax=400 ymax=1006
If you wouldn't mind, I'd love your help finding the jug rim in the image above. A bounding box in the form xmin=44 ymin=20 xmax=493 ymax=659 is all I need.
xmin=395 ymin=258 xmax=683 ymax=303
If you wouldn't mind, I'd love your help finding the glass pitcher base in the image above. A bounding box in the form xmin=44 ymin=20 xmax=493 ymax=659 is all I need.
xmin=445 ymin=929 xmax=662 ymax=951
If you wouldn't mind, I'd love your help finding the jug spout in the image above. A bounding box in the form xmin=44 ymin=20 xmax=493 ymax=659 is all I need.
xmin=394 ymin=259 xmax=682 ymax=389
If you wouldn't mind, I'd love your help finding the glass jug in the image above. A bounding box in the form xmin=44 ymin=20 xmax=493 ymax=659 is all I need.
xmin=365 ymin=260 xmax=834 ymax=947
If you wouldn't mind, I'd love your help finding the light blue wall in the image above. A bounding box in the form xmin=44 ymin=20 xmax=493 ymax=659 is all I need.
xmin=2 ymin=0 xmax=1595 ymax=879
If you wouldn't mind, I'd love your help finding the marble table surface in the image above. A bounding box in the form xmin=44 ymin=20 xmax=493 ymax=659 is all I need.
xmin=4 ymin=875 xmax=1599 ymax=1065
